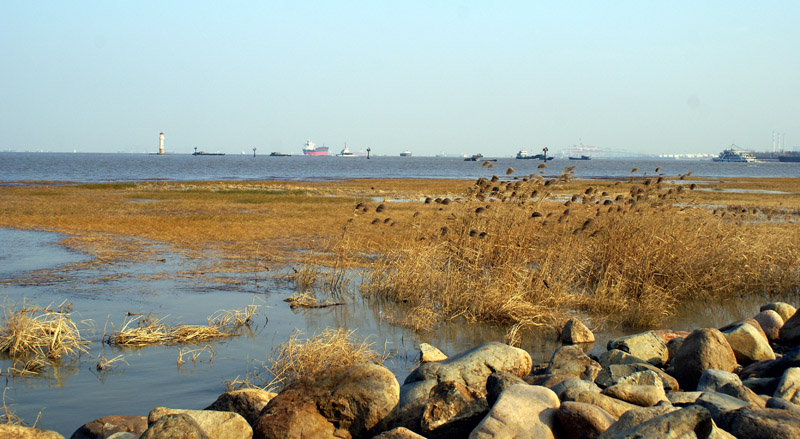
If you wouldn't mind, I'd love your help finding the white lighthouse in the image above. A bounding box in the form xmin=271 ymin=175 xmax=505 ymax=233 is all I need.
xmin=158 ymin=132 xmax=165 ymax=155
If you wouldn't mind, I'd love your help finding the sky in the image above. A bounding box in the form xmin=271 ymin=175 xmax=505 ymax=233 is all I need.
xmin=1 ymin=1 xmax=798 ymax=156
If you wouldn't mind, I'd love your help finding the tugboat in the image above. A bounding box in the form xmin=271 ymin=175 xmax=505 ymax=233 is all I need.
xmin=516 ymin=147 xmax=554 ymax=161
xmin=464 ymin=154 xmax=484 ymax=161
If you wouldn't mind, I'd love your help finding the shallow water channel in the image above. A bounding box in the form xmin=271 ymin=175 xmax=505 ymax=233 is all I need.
xmin=0 ymin=228 xmax=795 ymax=435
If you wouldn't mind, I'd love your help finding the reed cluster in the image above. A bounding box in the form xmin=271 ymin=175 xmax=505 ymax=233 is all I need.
xmin=252 ymin=328 xmax=386 ymax=392
xmin=354 ymin=167 xmax=800 ymax=329
xmin=0 ymin=303 xmax=89 ymax=376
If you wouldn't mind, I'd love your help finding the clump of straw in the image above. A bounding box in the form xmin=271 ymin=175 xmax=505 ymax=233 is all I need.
xmin=0 ymin=303 xmax=89 ymax=361
xmin=257 ymin=328 xmax=386 ymax=392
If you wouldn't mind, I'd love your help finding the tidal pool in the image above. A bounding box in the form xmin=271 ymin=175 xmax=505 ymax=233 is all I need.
xmin=0 ymin=227 xmax=792 ymax=435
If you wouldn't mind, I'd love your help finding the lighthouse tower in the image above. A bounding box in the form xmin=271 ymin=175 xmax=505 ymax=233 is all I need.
xmin=158 ymin=132 xmax=165 ymax=155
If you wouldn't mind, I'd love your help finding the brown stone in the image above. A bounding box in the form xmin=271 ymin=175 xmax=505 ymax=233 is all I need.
xmin=561 ymin=318 xmax=595 ymax=344
xmin=205 ymin=388 xmax=276 ymax=426
xmin=69 ymin=415 xmax=147 ymax=439
xmin=672 ymin=328 xmax=737 ymax=391
xmin=556 ymin=401 xmax=615 ymax=439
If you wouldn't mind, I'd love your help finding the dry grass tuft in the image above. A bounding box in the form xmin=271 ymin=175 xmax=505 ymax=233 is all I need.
xmin=95 ymin=354 xmax=128 ymax=371
xmin=177 ymin=345 xmax=214 ymax=367
xmin=284 ymin=293 xmax=345 ymax=309
xmin=254 ymin=328 xmax=386 ymax=392
xmin=0 ymin=303 xmax=89 ymax=362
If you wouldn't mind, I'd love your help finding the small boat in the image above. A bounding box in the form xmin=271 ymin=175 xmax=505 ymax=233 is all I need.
xmin=568 ymin=155 xmax=591 ymax=160
xmin=336 ymin=143 xmax=365 ymax=157
xmin=516 ymin=147 xmax=553 ymax=161
xmin=192 ymin=147 xmax=225 ymax=156
xmin=712 ymin=147 xmax=758 ymax=162
xmin=400 ymin=150 xmax=412 ymax=157
xmin=269 ymin=152 xmax=291 ymax=157
xmin=464 ymin=154 xmax=484 ymax=161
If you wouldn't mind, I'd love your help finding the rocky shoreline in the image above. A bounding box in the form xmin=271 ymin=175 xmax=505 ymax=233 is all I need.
xmin=11 ymin=301 xmax=800 ymax=439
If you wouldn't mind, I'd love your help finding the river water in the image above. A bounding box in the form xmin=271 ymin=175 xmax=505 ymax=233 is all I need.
xmin=0 ymin=152 xmax=797 ymax=435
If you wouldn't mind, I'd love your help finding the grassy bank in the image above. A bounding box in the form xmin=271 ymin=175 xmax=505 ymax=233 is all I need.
xmin=1 ymin=173 xmax=799 ymax=330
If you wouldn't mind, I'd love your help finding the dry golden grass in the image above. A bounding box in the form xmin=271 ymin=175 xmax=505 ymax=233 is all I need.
xmin=103 ymin=305 xmax=258 ymax=347
xmin=250 ymin=328 xmax=386 ymax=392
xmin=0 ymin=303 xmax=89 ymax=361
xmin=177 ymin=345 xmax=214 ymax=367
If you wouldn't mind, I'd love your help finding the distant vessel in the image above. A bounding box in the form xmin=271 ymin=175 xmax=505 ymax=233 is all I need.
xmin=192 ymin=147 xmax=225 ymax=156
xmin=269 ymin=152 xmax=291 ymax=157
xmin=400 ymin=150 xmax=412 ymax=157
xmin=516 ymin=148 xmax=553 ymax=161
xmin=302 ymin=140 xmax=329 ymax=156
xmin=712 ymin=147 xmax=757 ymax=162
xmin=777 ymin=151 xmax=800 ymax=163
xmin=464 ymin=154 xmax=484 ymax=161
xmin=336 ymin=143 xmax=365 ymax=157
xmin=569 ymin=155 xmax=591 ymax=160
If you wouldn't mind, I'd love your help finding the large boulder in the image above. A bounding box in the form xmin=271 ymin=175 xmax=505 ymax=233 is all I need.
xmin=148 ymin=408 xmax=251 ymax=439
xmin=774 ymin=367 xmax=800 ymax=405
xmin=69 ymin=415 xmax=147 ymax=439
xmin=762 ymin=302 xmax=797 ymax=323
xmin=607 ymin=331 xmax=669 ymax=368
xmin=596 ymin=404 xmax=676 ymax=438
xmin=395 ymin=342 xmax=530 ymax=431
xmin=595 ymin=362 xmax=679 ymax=392
xmin=561 ymin=388 xmax=639 ymax=419
xmin=696 ymin=369 xmax=765 ymax=407
xmin=0 ymin=424 xmax=64 ymax=439
xmin=419 ymin=381 xmax=487 ymax=439
xmin=694 ymin=391 xmax=750 ymax=424
xmin=720 ymin=321 xmax=775 ymax=364
xmin=469 ymin=384 xmax=559 ymax=439
xmin=253 ymin=363 xmax=399 ymax=439
xmin=546 ymin=345 xmax=601 ymax=381
xmin=671 ymin=328 xmax=737 ymax=391
xmin=556 ymin=401 xmax=616 ymax=439
xmin=601 ymin=383 xmax=667 ymax=407
xmin=550 ymin=378 xmax=602 ymax=400
xmin=718 ymin=406 xmax=800 ymax=438
xmin=140 ymin=414 xmax=209 ymax=439
xmin=561 ymin=318 xmax=595 ymax=344
xmin=754 ymin=310 xmax=784 ymax=341
xmin=781 ymin=310 xmax=800 ymax=346
xmin=598 ymin=405 xmax=712 ymax=439
xmin=205 ymin=388 xmax=276 ymax=426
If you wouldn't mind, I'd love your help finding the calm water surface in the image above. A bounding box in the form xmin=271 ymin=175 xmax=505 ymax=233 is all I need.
xmin=0 ymin=153 xmax=797 ymax=435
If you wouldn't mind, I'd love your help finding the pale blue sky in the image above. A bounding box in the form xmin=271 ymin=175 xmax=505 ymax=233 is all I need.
xmin=1 ymin=1 xmax=798 ymax=156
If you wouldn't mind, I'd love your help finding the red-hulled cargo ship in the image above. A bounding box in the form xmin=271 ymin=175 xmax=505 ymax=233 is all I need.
xmin=302 ymin=140 xmax=329 ymax=156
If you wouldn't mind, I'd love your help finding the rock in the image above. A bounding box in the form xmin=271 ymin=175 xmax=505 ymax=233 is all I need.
xmin=69 ymin=415 xmax=147 ymax=439
xmin=780 ymin=309 xmax=800 ymax=346
xmin=469 ymin=384 xmax=559 ymax=439
xmin=205 ymin=388 xmax=276 ymax=426
xmin=550 ymin=378 xmax=602 ymax=400
xmin=403 ymin=342 xmax=531 ymax=391
xmin=105 ymin=433 xmax=137 ymax=439
xmin=653 ymin=329 xmax=690 ymax=345
xmin=254 ymin=363 xmax=399 ymax=439
xmin=419 ymin=343 xmax=448 ymax=363
xmin=720 ymin=321 xmax=775 ymax=365
xmin=718 ymin=406 xmax=800 ymax=439
xmin=754 ymin=310 xmax=784 ymax=341
xmin=774 ymin=367 xmax=800 ymax=405
xmin=743 ymin=377 xmax=780 ymax=395
xmin=148 ymin=408 xmax=251 ymax=439
xmin=607 ymin=331 xmax=669 ymax=368
xmin=666 ymin=337 xmax=684 ymax=365
xmin=767 ymin=397 xmax=800 ymax=414
xmin=561 ymin=388 xmax=639 ymax=419
xmin=597 ymin=349 xmax=647 ymax=369
xmin=720 ymin=318 xmax=770 ymax=342
xmin=740 ymin=345 xmax=800 ymax=379
xmin=762 ymin=301 xmax=797 ymax=323
xmin=697 ymin=369 xmax=766 ymax=407
xmin=396 ymin=342 xmax=530 ymax=431
xmin=561 ymin=318 xmax=595 ymax=344
xmin=546 ymin=345 xmax=601 ymax=381
xmin=597 ymin=403 xmax=676 ymax=437
xmin=140 ymin=414 xmax=210 ymax=439
xmin=671 ymin=328 xmax=737 ymax=391
xmin=595 ymin=362 xmax=679 ymax=392
xmin=695 ymin=391 xmax=750 ymax=424
xmin=372 ymin=427 xmax=427 ymax=439
xmin=556 ymin=401 xmax=616 ymax=439
xmin=601 ymin=383 xmax=667 ymax=407
xmin=598 ymin=405 xmax=713 ymax=439
xmin=419 ymin=381 xmax=488 ymax=438
xmin=525 ymin=373 xmax=573 ymax=388
xmin=668 ymin=391 xmax=701 ymax=406
xmin=0 ymin=424 xmax=65 ymax=439
xmin=486 ymin=372 xmax=526 ymax=407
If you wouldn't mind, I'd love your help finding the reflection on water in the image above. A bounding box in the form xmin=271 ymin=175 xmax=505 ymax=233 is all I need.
xmin=1 ymin=227 xmax=798 ymax=435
